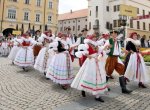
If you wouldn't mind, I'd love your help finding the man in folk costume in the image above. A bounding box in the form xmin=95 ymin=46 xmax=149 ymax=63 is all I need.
xmin=71 ymin=34 xmax=108 ymax=102
xmin=46 ymin=33 xmax=74 ymax=90
xmin=104 ymin=30 xmax=132 ymax=94
xmin=71 ymin=28 xmax=88 ymax=66
xmin=14 ymin=32 xmax=35 ymax=72
xmin=124 ymin=32 xmax=149 ymax=88
xmin=33 ymin=30 xmax=41 ymax=41
xmin=66 ymin=27 xmax=75 ymax=62
xmin=34 ymin=30 xmax=54 ymax=76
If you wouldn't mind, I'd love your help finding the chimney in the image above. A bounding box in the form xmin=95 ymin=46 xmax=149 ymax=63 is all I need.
xmin=70 ymin=10 xmax=73 ymax=13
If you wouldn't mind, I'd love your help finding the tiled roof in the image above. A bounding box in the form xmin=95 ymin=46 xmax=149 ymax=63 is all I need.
xmin=58 ymin=9 xmax=88 ymax=20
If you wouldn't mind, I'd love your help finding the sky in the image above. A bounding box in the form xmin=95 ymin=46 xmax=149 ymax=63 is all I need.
xmin=59 ymin=0 xmax=88 ymax=14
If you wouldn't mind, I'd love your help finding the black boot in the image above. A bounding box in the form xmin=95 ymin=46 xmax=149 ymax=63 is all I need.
xmin=106 ymin=76 xmax=110 ymax=91
xmin=95 ymin=97 xmax=104 ymax=102
xmin=119 ymin=76 xmax=132 ymax=94
xmin=139 ymin=82 xmax=147 ymax=88
xmin=81 ymin=91 xmax=86 ymax=97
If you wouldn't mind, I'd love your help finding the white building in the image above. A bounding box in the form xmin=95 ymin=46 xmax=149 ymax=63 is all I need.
xmin=58 ymin=9 xmax=88 ymax=35
xmin=88 ymin=0 xmax=150 ymax=38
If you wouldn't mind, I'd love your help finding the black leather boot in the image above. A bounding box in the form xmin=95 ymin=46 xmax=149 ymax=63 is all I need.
xmin=106 ymin=76 xmax=110 ymax=91
xmin=119 ymin=76 xmax=132 ymax=94
xmin=81 ymin=91 xmax=86 ymax=97
xmin=139 ymin=82 xmax=147 ymax=88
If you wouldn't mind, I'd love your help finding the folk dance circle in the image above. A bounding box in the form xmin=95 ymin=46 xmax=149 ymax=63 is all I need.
xmin=4 ymin=29 xmax=149 ymax=103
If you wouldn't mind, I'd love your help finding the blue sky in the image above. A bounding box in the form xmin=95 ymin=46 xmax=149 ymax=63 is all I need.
xmin=59 ymin=0 xmax=88 ymax=14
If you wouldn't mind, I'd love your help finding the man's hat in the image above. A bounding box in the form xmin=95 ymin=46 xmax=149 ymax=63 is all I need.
xmin=110 ymin=30 xmax=118 ymax=34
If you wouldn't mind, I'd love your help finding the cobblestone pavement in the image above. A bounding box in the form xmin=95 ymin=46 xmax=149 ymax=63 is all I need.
xmin=0 ymin=57 xmax=150 ymax=110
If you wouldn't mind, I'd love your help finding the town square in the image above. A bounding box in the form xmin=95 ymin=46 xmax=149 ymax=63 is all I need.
xmin=0 ymin=0 xmax=150 ymax=110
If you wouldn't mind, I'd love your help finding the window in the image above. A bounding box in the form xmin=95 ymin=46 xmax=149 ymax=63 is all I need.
xmin=8 ymin=9 xmax=16 ymax=19
xmin=36 ymin=14 xmax=40 ymax=22
xmin=143 ymin=10 xmax=145 ymax=16
xmin=78 ymin=20 xmax=80 ymax=22
xmin=85 ymin=25 xmax=87 ymax=29
xmin=110 ymin=24 xmax=113 ymax=30
xmin=24 ymin=12 xmax=29 ymax=21
xmin=85 ymin=19 xmax=87 ymax=21
xmin=96 ymin=6 xmax=98 ymax=18
xmin=137 ymin=8 xmax=139 ymax=14
xmin=78 ymin=25 xmax=80 ymax=31
xmin=73 ymin=21 xmax=75 ymax=23
xmin=9 ymin=0 xmax=17 ymax=2
xmin=118 ymin=20 xmax=121 ymax=27
xmin=60 ymin=27 xmax=62 ymax=31
xmin=48 ymin=1 xmax=53 ymax=9
xmin=25 ymin=0 xmax=29 ymax=4
xmin=149 ymin=24 xmax=150 ymax=31
xmin=114 ymin=5 xmax=116 ymax=12
xmin=106 ymin=6 xmax=109 ymax=12
xmin=143 ymin=22 xmax=146 ymax=30
xmin=117 ymin=5 xmax=120 ymax=11
xmin=73 ymin=26 xmax=75 ymax=31
xmin=68 ymin=21 xmax=70 ymax=23
xmin=89 ymin=22 xmax=91 ymax=30
xmin=90 ymin=10 xmax=91 ymax=16
xmin=106 ymin=22 xmax=110 ymax=29
xmin=137 ymin=21 xmax=140 ymax=29
xmin=48 ymin=15 xmax=52 ymax=22
xmin=113 ymin=20 xmax=117 ymax=27
xmin=130 ymin=20 xmax=133 ymax=28
xmin=36 ymin=0 xmax=41 ymax=6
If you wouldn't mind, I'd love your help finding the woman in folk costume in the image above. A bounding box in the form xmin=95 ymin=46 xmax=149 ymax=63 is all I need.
xmin=124 ymin=32 xmax=149 ymax=88
xmin=71 ymin=35 xmax=108 ymax=102
xmin=0 ymin=41 xmax=2 ymax=56
xmin=34 ymin=31 xmax=55 ymax=75
xmin=14 ymin=33 xmax=35 ymax=71
xmin=46 ymin=33 xmax=74 ymax=90
xmin=97 ymin=34 xmax=110 ymax=67
xmin=8 ymin=35 xmax=21 ymax=64
xmin=104 ymin=30 xmax=132 ymax=94
xmin=1 ymin=39 xmax=10 ymax=56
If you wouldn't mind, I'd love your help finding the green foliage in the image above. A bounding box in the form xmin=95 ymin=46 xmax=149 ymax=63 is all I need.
xmin=143 ymin=55 xmax=150 ymax=62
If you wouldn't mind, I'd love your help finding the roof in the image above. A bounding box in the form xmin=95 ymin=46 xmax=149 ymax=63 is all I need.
xmin=58 ymin=9 xmax=88 ymax=21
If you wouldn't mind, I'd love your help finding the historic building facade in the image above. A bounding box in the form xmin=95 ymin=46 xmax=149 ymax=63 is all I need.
xmin=0 ymin=0 xmax=59 ymax=35
xmin=58 ymin=9 xmax=88 ymax=35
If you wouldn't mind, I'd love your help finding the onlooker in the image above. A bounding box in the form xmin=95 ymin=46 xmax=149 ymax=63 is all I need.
xmin=140 ymin=35 xmax=146 ymax=47
xmin=148 ymin=36 xmax=150 ymax=47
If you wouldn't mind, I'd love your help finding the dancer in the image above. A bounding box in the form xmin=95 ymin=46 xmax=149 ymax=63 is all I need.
xmin=14 ymin=33 xmax=35 ymax=71
xmin=8 ymin=35 xmax=21 ymax=64
xmin=124 ymin=32 xmax=149 ymax=88
xmin=1 ymin=39 xmax=9 ymax=56
xmin=105 ymin=30 xmax=132 ymax=94
xmin=71 ymin=34 xmax=108 ymax=102
xmin=46 ymin=33 xmax=74 ymax=90
xmin=34 ymin=31 xmax=54 ymax=75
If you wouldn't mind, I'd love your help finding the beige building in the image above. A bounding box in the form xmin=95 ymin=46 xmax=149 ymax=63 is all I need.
xmin=58 ymin=9 xmax=88 ymax=35
xmin=0 ymin=0 xmax=59 ymax=36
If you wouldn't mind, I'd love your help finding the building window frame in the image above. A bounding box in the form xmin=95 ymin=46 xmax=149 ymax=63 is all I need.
xmin=48 ymin=15 xmax=52 ymax=23
xmin=25 ymin=0 xmax=30 ymax=4
xmin=36 ymin=0 xmax=41 ymax=7
xmin=35 ymin=13 xmax=40 ymax=22
xmin=7 ymin=9 xmax=16 ymax=19
xmin=48 ymin=1 xmax=53 ymax=9
xmin=24 ymin=11 xmax=29 ymax=21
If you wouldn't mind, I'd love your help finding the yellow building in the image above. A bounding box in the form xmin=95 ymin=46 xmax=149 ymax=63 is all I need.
xmin=0 ymin=0 xmax=59 ymax=36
